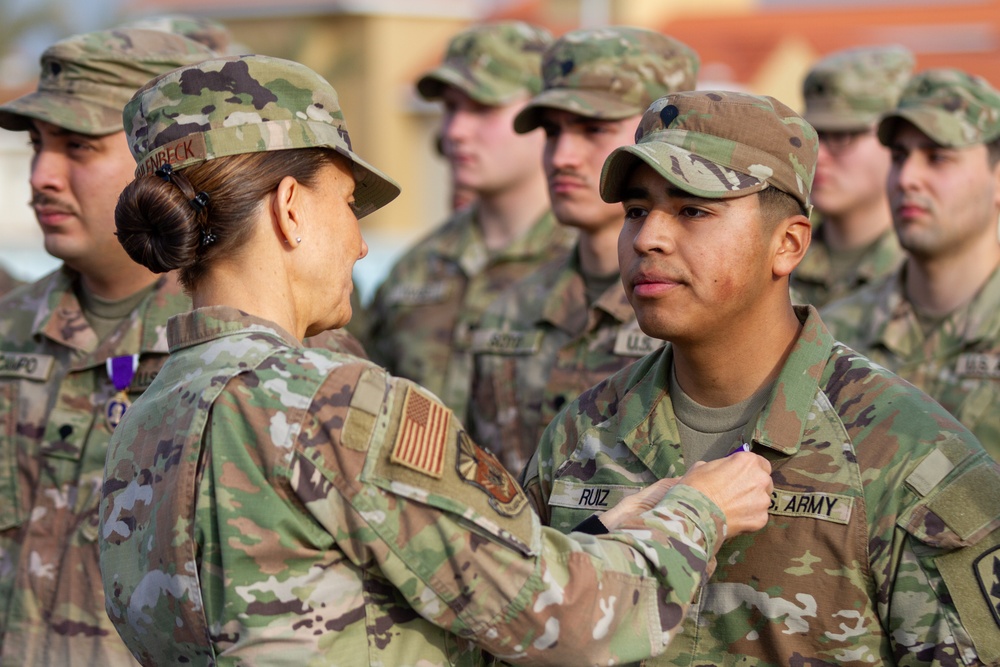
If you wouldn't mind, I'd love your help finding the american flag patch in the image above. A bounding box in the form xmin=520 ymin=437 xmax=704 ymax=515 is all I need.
xmin=390 ymin=387 xmax=449 ymax=477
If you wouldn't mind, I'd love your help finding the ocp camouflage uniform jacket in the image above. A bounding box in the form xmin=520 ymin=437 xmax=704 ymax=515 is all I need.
xmin=790 ymin=218 xmax=903 ymax=308
xmin=99 ymin=306 xmax=732 ymax=666
xmin=523 ymin=306 xmax=1000 ymax=666
xmin=0 ymin=267 xmax=186 ymax=667
xmin=822 ymin=262 xmax=1000 ymax=463
xmin=469 ymin=249 xmax=662 ymax=474
xmin=364 ymin=204 xmax=575 ymax=423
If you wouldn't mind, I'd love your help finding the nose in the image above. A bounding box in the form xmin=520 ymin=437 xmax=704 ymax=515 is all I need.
xmin=358 ymin=236 xmax=369 ymax=260
xmin=442 ymin=108 xmax=475 ymax=148
xmin=547 ymin=132 xmax=581 ymax=173
xmin=890 ymin=152 xmax=922 ymax=195
xmin=30 ymin=146 xmax=68 ymax=194
xmin=622 ymin=209 xmax=674 ymax=258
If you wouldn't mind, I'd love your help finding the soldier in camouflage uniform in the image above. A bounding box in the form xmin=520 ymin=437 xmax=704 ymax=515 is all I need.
xmin=364 ymin=22 xmax=575 ymax=423
xmin=468 ymin=28 xmax=697 ymax=473
xmin=524 ymin=90 xmax=1000 ymax=664
xmin=98 ymin=54 xmax=775 ymax=666
xmin=0 ymin=29 xmax=367 ymax=667
xmin=0 ymin=29 xmax=217 ymax=667
xmin=823 ymin=69 xmax=1000 ymax=462
xmin=791 ymin=46 xmax=912 ymax=307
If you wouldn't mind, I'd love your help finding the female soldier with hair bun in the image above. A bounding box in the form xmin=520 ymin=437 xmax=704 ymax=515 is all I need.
xmin=98 ymin=54 xmax=773 ymax=666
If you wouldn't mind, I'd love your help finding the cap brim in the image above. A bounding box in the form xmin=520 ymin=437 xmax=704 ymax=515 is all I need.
xmin=802 ymin=109 xmax=877 ymax=132
xmin=338 ymin=148 xmax=401 ymax=219
xmin=0 ymin=90 xmax=122 ymax=135
xmin=600 ymin=141 xmax=766 ymax=204
xmin=876 ymin=108 xmax=971 ymax=148
xmin=513 ymin=88 xmax=644 ymax=133
xmin=416 ymin=67 xmax=509 ymax=106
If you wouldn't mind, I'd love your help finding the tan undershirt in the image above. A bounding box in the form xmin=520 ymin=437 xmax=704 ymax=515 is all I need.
xmin=77 ymin=281 xmax=158 ymax=341
xmin=670 ymin=362 xmax=774 ymax=463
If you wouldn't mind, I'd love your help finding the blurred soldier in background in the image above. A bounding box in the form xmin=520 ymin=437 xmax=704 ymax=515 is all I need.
xmin=118 ymin=13 xmax=235 ymax=54
xmin=791 ymin=45 xmax=912 ymax=307
xmin=469 ymin=27 xmax=698 ymax=473
xmin=0 ymin=29 xmax=215 ymax=666
xmin=823 ymin=68 xmax=1000 ymax=462
xmin=364 ymin=21 xmax=575 ymax=422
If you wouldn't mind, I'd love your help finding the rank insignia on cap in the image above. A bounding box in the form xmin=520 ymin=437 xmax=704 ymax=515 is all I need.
xmin=974 ymin=545 xmax=1000 ymax=628
xmin=456 ymin=431 xmax=527 ymax=517
xmin=390 ymin=386 xmax=449 ymax=478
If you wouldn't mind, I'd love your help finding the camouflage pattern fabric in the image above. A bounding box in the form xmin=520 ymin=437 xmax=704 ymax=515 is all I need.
xmin=363 ymin=205 xmax=575 ymax=423
xmin=99 ymin=306 xmax=733 ymax=666
xmin=523 ymin=306 xmax=1000 ymax=665
xmin=600 ymin=92 xmax=818 ymax=210
xmin=0 ymin=268 xmax=188 ymax=666
xmin=0 ymin=266 xmax=24 ymax=299
xmin=469 ymin=249 xmax=661 ymax=474
xmin=124 ymin=54 xmax=400 ymax=219
xmin=877 ymin=68 xmax=1000 ymax=149
xmin=822 ymin=263 xmax=1000 ymax=462
xmin=117 ymin=14 xmax=233 ymax=54
xmin=416 ymin=21 xmax=551 ymax=105
xmin=0 ymin=29 xmax=214 ymax=136
xmin=802 ymin=45 xmax=914 ymax=131
xmin=0 ymin=268 xmax=365 ymax=667
xmin=790 ymin=219 xmax=904 ymax=307
xmin=514 ymin=27 xmax=699 ymax=133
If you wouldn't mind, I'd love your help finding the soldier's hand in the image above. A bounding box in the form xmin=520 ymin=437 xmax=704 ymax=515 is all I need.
xmin=677 ymin=453 xmax=773 ymax=536
xmin=598 ymin=476 xmax=682 ymax=531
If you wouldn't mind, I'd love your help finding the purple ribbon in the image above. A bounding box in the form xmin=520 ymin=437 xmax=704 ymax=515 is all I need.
xmin=106 ymin=354 xmax=138 ymax=391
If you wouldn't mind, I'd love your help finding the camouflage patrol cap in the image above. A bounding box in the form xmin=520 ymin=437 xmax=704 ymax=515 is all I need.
xmin=803 ymin=45 xmax=914 ymax=131
xmin=601 ymin=91 xmax=818 ymax=209
xmin=0 ymin=28 xmax=215 ymax=135
xmin=416 ymin=21 xmax=552 ymax=105
xmin=124 ymin=54 xmax=400 ymax=219
xmin=877 ymin=68 xmax=1000 ymax=148
xmin=514 ymin=27 xmax=699 ymax=133
xmin=119 ymin=14 xmax=233 ymax=54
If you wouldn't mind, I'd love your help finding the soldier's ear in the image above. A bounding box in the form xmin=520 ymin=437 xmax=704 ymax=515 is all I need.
xmin=272 ymin=175 xmax=304 ymax=249
xmin=771 ymin=213 xmax=811 ymax=279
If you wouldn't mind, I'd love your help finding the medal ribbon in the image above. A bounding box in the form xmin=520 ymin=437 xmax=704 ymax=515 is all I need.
xmin=106 ymin=354 xmax=139 ymax=392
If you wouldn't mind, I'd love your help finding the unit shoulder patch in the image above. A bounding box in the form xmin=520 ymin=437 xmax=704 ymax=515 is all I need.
xmin=456 ymin=431 xmax=527 ymax=517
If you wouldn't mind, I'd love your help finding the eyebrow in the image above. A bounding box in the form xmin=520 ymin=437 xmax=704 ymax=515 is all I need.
xmin=619 ymin=185 xmax=650 ymax=201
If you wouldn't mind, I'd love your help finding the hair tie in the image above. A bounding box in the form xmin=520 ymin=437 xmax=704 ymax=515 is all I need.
xmin=190 ymin=191 xmax=210 ymax=212
xmin=154 ymin=163 xmax=173 ymax=182
xmin=200 ymin=229 xmax=218 ymax=247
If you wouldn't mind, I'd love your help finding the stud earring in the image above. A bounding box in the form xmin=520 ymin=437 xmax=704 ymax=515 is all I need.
xmin=296 ymin=237 xmax=302 ymax=244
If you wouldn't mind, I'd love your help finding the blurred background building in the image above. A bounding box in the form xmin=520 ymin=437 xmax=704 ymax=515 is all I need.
xmin=2 ymin=0 xmax=999 ymax=300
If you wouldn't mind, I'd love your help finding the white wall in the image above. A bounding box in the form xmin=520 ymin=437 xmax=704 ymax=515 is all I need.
xmin=0 ymin=128 xmax=59 ymax=282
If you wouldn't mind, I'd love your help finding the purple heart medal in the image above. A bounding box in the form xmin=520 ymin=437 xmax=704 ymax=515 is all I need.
xmin=105 ymin=354 xmax=139 ymax=429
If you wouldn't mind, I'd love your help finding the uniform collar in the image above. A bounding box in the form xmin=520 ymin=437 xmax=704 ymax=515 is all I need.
xmin=876 ymin=261 xmax=1000 ymax=358
xmin=795 ymin=221 xmax=902 ymax=285
xmin=538 ymin=247 xmax=634 ymax=335
xmin=618 ymin=306 xmax=834 ymax=473
xmin=32 ymin=266 xmax=182 ymax=362
xmin=167 ymin=306 xmax=301 ymax=353
xmin=435 ymin=206 xmax=572 ymax=277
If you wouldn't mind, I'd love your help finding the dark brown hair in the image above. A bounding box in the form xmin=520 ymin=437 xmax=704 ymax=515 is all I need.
xmin=115 ymin=148 xmax=343 ymax=290
xmin=758 ymin=186 xmax=808 ymax=223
